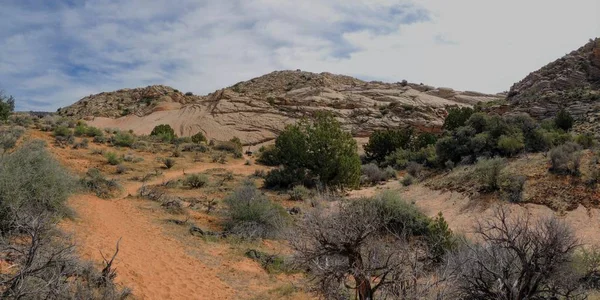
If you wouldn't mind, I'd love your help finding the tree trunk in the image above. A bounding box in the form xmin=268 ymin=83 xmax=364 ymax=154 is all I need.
xmin=355 ymin=274 xmax=374 ymax=300
xmin=349 ymin=252 xmax=374 ymax=300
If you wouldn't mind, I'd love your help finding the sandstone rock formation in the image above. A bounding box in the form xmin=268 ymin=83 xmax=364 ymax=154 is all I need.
xmin=507 ymin=38 xmax=600 ymax=133
xmin=59 ymin=70 xmax=503 ymax=144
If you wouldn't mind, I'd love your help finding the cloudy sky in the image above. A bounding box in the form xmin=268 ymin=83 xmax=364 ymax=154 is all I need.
xmin=1 ymin=0 xmax=599 ymax=111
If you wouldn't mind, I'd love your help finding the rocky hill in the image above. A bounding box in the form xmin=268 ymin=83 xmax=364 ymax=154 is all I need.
xmin=507 ymin=38 xmax=600 ymax=132
xmin=59 ymin=70 xmax=503 ymax=144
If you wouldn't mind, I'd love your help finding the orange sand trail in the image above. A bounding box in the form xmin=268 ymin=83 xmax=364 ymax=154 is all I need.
xmin=61 ymin=161 xmax=260 ymax=300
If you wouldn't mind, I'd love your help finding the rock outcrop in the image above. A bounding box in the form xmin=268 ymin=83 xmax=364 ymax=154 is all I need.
xmin=507 ymin=38 xmax=600 ymax=133
xmin=59 ymin=70 xmax=503 ymax=144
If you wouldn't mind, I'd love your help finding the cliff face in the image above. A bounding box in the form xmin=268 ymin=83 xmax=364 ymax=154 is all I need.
xmin=59 ymin=70 xmax=503 ymax=144
xmin=507 ymin=38 xmax=600 ymax=132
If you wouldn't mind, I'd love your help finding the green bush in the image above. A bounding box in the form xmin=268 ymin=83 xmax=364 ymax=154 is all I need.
xmin=191 ymin=131 xmax=206 ymax=143
xmin=224 ymin=184 xmax=289 ymax=239
xmin=549 ymin=142 xmax=581 ymax=175
xmin=500 ymin=174 xmax=526 ymax=203
xmin=364 ymin=128 xmax=412 ymax=163
xmin=401 ymin=175 xmax=414 ymax=186
xmin=256 ymin=145 xmax=280 ymax=166
xmin=554 ymin=109 xmax=574 ymax=131
xmin=0 ymin=140 xmax=76 ymax=232
xmin=85 ymin=126 xmax=104 ymax=137
xmin=575 ymin=133 xmax=595 ymax=149
xmin=265 ymin=112 xmax=361 ymax=189
xmin=0 ymin=92 xmax=15 ymax=122
xmin=53 ymin=125 xmax=72 ymax=137
xmin=497 ymin=133 xmax=524 ymax=157
xmin=264 ymin=168 xmax=306 ymax=189
xmin=111 ymin=131 xmax=135 ymax=147
xmin=443 ymin=107 xmax=474 ymax=131
xmin=367 ymin=191 xmax=429 ymax=235
xmin=289 ymin=185 xmax=310 ymax=201
xmin=163 ymin=158 xmax=176 ymax=169
xmin=475 ymin=157 xmax=506 ymax=192
xmin=427 ymin=212 xmax=456 ymax=262
xmin=105 ymin=152 xmax=121 ymax=165
xmin=74 ymin=124 xmax=88 ymax=136
xmin=184 ymin=173 xmax=209 ymax=188
xmin=150 ymin=124 xmax=177 ymax=142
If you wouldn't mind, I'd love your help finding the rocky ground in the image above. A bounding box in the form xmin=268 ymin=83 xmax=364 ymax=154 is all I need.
xmin=59 ymin=70 xmax=503 ymax=145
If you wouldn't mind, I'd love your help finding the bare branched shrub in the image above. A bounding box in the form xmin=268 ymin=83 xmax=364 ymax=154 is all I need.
xmin=291 ymin=193 xmax=451 ymax=300
xmin=447 ymin=206 xmax=584 ymax=299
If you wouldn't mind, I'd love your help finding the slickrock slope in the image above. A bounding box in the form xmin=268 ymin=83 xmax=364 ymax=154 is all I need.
xmin=507 ymin=38 xmax=600 ymax=133
xmin=60 ymin=71 xmax=503 ymax=144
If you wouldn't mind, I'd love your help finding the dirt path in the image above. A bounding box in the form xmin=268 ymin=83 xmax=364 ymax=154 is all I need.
xmin=61 ymin=160 xmax=262 ymax=300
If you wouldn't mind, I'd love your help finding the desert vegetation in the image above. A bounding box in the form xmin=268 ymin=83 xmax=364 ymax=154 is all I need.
xmin=0 ymin=140 xmax=129 ymax=298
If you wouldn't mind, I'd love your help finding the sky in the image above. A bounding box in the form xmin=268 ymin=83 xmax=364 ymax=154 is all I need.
xmin=1 ymin=0 xmax=599 ymax=111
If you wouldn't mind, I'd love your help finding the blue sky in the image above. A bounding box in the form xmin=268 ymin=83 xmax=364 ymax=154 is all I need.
xmin=1 ymin=0 xmax=599 ymax=111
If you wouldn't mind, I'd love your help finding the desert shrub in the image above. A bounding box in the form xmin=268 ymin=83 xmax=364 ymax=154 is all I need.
xmin=427 ymin=212 xmax=456 ymax=262
xmin=163 ymin=158 xmax=176 ymax=169
xmin=549 ymin=142 xmax=582 ymax=175
xmin=360 ymin=163 xmax=394 ymax=185
xmin=150 ymin=124 xmax=176 ymax=142
xmin=555 ymin=109 xmax=574 ymax=131
xmin=74 ymin=124 xmax=88 ymax=136
xmin=214 ymin=140 xmax=242 ymax=157
xmin=184 ymin=173 xmax=209 ymax=188
xmin=181 ymin=143 xmax=208 ymax=152
xmin=191 ymin=131 xmax=207 ymax=143
xmin=289 ymin=185 xmax=310 ymax=201
xmin=85 ymin=126 xmax=104 ymax=137
xmin=73 ymin=138 xmax=89 ymax=149
xmin=256 ymin=145 xmax=280 ymax=166
xmin=575 ymin=133 xmax=595 ymax=148
xmin=448 ymin=208 xmax=581 ymax=299
xmin=9 ymin=114 xmax=33 ymax=127
xmin=53 ymin=125 xmax=72 ymax=137
xmin=443 ymin=107 xmax=474 ymax=131
xmin=497 ymin=133 xmax=524 ymax=157
xmin=115 ymin=164 xmax=128 ymax=174
xmin=436 ymin=126 xmax=475 ymax=164
xmin=406 ymin=161 xmax=423 ymax=177
xmin=93 ymin=135 xmax=107 ymax=144
xmin=525 ymin=128 xmax=552 ymax=152
xmin=501 ymin=174 xmax=526 ymax=203
xmin=368 ymin=192 xmax=430 ymax=235
xmin=224 ymin=184 xmax=289 ymax=239
xmin=244 ymin=249 xmax=293 ymax=274
xmin=111 ymin=131 xmax=135 ymax=147
xmin=266 ymin=112 xmax=360 ymax=189
xmin=264 ymin=168 xmax=306 ymax=189
xmin=0 ymin=92 xmax=15 ymax=121
xmin=0 ymin=127 xmax=23 ymax=153
xmin=475 ymin=157 xmax=506 ymax=192
xmin=401 ymin=175 xmax=414 ymax=186
xmin=80 ymin=168 xmax=121 ymax=199
xmin=105 ymin=152 xmax=121 ymax=165
xmin=364 ymin=128 xmax=413 ymax=163
xmin=0 ymin=140 xmax=76 ymax=232
xmin=131 ymin=140 xmax=148 ymax=150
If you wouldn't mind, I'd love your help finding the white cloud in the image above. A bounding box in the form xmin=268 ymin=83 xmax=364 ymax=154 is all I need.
xmin=0 ymin=0 xmax=598 ymax=111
